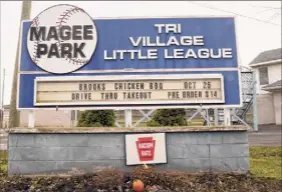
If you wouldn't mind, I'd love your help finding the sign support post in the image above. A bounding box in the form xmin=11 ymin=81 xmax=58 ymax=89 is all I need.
xmin=132 ymin=109 xmax=155 ymax=127
xmin=223 ymin=108 xmax=231 ymax=126
xmin=125 ymin=109 xmax=132 ymax=128
xmin=214 ymin=108 xmax=219 ymax=126
xmin=252 ymin=73 xmax=258 ymax=131
xmin=28 ymin=110 xmax=35 ymax=128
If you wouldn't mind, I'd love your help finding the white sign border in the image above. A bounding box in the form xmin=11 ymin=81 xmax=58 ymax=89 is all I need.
xmin=33 ymin=74 xmax=225 ymax=106
xmin=125 ymin=133 xmax=168 ymax=166
xmin=16 ymin=16 xmax=243 ymax=110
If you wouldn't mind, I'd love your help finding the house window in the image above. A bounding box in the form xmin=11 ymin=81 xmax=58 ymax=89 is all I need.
xmin=259 ymin=67 xmax=269 ymax=85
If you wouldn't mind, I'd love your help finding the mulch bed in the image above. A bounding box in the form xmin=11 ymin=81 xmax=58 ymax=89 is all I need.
xmin=0 ymin=167 xmax=281 ymax=192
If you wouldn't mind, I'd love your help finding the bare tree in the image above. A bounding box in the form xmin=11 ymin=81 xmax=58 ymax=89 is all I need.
xmin=9 ymin=1 xmax=32 ymax=128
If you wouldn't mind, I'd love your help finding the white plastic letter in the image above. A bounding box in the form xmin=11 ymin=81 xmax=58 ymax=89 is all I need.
xmin=222 ymin=48 xmax=233 ymax=58
xmin=154 ymin=24 xmax=165 ymax=33
xmin=193 ymin=36 xmax=204 ymax=45
xmin=129 ymin=37 xmax=142 ymax=47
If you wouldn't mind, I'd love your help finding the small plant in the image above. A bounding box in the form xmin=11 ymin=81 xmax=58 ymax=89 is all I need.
xmin=77 ymin=110 xmax=116 ymax=127
xmin=132 ymin=165 xmax=159 ymax=186
xmin=147 ymin=109 xmax=187 ymax=127
xmin=92 ymin=168 xmax=123 ymax=189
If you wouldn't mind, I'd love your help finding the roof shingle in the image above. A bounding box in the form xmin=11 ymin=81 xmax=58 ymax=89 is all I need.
xmin=262 ymin=80 xmax=282 ymax=90
xmin=250 ymin=48 xmax=282 ymax=65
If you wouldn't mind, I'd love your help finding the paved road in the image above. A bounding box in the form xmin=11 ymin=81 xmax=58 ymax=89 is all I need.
xmin=249 ymin=132 xmax=281 ymax=146
xmin=0 ymin=126 xmax=281 ymax=150
xmin=248 ymin=125 xmax=281 ymax=146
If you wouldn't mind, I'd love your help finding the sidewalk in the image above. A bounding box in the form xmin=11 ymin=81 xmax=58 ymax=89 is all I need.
xmin=249 ymin=124 xmax=282 ymax=134
xmin=257 ymin=124 xmax=282 ymax=132
xmin=248 ymin=124 xmax=281 ymax=146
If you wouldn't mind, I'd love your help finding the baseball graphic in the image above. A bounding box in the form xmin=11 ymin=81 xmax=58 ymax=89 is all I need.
xmin=27 ymin=4 xmax=97 ymax=74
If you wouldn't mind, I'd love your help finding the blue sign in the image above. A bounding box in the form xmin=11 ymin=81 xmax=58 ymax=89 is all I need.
xmin=18 ymin=14 xmax=242 ymax=109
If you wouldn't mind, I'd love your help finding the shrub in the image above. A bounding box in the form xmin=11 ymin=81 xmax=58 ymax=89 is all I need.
xmin=131 ymin=166 xmax=159 ymax=186
xmin=0 ymin=168 xmax=282 ymax=192
xmin=157 ymin=171 xmax=193 ymax=189
xmin=92 ymin=168 xmax=123 ymax=189
xmin=147 ymin=109 xmax=187 ymax=126
xmin=77 ymin=110 xmax=116 ymax=127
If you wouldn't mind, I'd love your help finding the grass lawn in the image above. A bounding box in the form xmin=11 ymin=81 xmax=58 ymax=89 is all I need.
xmin=0 ymin=150 xmax=7 ymax=174
xmin=249 ymin=146 xmax=281 ymax=179
xmin=1 ymin=147 xmax=281 ymax=179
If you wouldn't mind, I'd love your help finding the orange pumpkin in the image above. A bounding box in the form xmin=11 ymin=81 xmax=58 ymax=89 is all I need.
xmin=132 ymin=179 xmax=145 ymax=192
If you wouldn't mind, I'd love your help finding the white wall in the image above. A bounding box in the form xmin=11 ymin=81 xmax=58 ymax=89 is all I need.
xmin=255 ymin=91 xmax=281 ymax=125
xmin=19 ymin=110 xmax=73 ymax=127
xmin=273 ymin=92 xmax=281 ymax=125
xmin=253 ymin=62 xmax=282 ymax=94
xmin=268 ymin=64 xmax=282 ymax=84
xmin=256 ymin=94 xmax=275 ymax=125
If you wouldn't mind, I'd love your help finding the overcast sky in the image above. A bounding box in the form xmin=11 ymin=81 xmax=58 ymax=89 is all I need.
xmin=0 ymin=1 xmax=281 ymax=105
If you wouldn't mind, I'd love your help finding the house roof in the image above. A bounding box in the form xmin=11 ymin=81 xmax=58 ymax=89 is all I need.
xmin=262 ymin=80 xmax=282 ymax=91
xmin=249 ymin=48 xmax=282 ymax=65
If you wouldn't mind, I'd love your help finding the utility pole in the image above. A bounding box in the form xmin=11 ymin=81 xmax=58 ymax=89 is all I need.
xmin=0 ymin=69 xmax=5 ymax=128
xmin=9 ymin=1 xmax=32 ymax=128
xmin=0 ymin=2 xmax=2 ymax=128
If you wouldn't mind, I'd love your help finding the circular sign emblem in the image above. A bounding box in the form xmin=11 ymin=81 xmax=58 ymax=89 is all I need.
xmin=27 ymin=4 xmax=97 ymax=74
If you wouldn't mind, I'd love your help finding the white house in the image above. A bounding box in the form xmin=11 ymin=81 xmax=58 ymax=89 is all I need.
xmin=249 ymin=48 xmax=281 ymax=125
